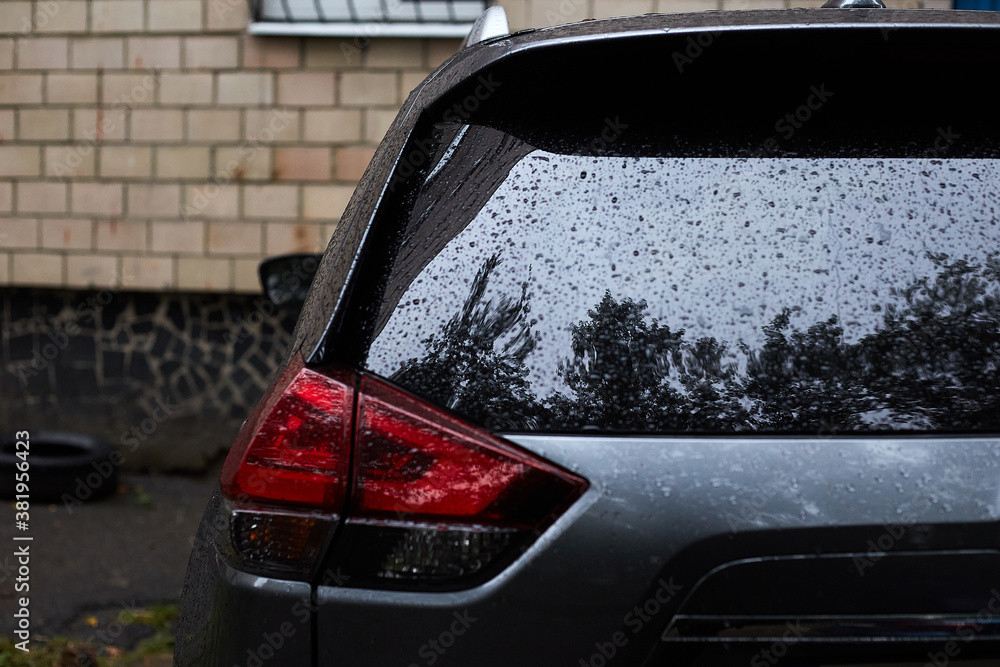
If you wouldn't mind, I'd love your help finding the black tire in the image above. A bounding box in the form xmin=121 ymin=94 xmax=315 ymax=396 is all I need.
xmin=0 ymin=431 xmax=119 ymax=503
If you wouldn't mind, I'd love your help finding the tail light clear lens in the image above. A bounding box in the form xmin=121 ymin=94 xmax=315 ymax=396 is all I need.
xmin=219 ymin=355 xmax=588 ymax=587
xmin=230 ymin=511 xmax=330 ymax=574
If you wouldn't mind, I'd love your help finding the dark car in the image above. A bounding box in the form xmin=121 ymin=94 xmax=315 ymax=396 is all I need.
xmin=177 ymin=6 xmax=1000 ymax=666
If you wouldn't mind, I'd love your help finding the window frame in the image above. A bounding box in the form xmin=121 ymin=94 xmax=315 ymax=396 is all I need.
xmin=247 ymin=0 xmax=490 ymax=37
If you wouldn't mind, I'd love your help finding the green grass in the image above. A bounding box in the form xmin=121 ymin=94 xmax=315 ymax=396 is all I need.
xmin=0 ymin=603 xmax=176 ymax=666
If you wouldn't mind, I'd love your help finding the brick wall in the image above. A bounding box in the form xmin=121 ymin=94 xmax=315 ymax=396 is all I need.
xmin=0 ymin=0 xmax=949 ymax=294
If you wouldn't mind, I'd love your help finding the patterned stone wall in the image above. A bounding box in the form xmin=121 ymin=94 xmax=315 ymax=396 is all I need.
xmin=0 ymin=286 xmax=296 ymax=470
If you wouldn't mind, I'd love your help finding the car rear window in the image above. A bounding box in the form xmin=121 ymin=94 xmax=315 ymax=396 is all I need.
xmin=324 ymin=27 xmax=1000 ymax=436
xmin=360 ymin=125 xmax=999 ymax=435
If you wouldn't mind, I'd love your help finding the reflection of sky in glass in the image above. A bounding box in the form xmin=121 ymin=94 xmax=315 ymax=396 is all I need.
xmin=368 ymin=154 xmax=999 ymax=396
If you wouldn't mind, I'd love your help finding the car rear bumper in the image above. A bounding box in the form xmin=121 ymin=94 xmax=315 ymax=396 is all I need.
xmin=179 ymin=437 xmax=1000 ymax=666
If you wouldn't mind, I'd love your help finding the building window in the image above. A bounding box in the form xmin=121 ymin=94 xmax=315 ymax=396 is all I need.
xmin=248 ymin=0 xmax=490 ymax=37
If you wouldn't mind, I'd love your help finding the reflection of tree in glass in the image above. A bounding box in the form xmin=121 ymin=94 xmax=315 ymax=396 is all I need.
xmin=393 ymin=252 xmax=998 ymax=435
xmin=741 ymin=252 xmax=1000 ymax=433
xmin=391 ymin=253 xmax=543 ymax=430
xmin=856 ymin=252 xmax=1000 ymax=432
xmin=676 ymin=335 xmax=752 ymax=430
xmin=740 ymin=311 xmax=873 ymax=432
xmin=549 ymin=253 xmax=999 ymax=434
xmin=548 ymin=293 xmax=748 ymax=432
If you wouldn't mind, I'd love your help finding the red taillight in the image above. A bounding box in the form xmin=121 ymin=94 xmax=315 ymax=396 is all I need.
xmin=221 ymin=357 xmax=353 ymax=511
xmin=220 ymin=355 xmax=588 ymax=586
xmin=355 ymin=376 xmax=584 ymax=529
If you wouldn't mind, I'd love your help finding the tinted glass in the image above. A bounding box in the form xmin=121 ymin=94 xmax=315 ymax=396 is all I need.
xmin=364 ymin=126 xmax=1000 ymax=435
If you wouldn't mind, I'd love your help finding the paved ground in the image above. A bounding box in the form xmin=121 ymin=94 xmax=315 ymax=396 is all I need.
xmin=0 ymin=471 xmax=217 ymax=641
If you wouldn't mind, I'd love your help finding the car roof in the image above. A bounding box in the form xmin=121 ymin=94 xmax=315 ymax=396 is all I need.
xmin=405 ymin=8 xmax=1000 ymax=120
xmin=489 ymin=8 xmax=1000 ymax=43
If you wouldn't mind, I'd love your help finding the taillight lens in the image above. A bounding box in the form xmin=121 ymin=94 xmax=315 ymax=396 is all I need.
xmin=221 ymin=358 xmax=353 ymax=511
xmin=219 ymin=355 xmax=588 ymax=587
xmin=354 ymin=375 xmax=583 ymax=528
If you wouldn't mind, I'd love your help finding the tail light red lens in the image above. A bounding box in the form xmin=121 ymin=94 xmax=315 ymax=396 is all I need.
xmin=221 ymin=358 xmax=353 ymax=511
xmin=354 ymin=375 xmax=585 ymax=529
xmin=220 ymin=355 xmax=588 ymax=586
